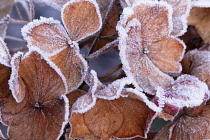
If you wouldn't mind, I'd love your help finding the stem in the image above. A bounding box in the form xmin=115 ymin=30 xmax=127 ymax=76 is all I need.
xmin=88 ymin=0 xmax=117 ymax=55
xmin=86 ymin=39 xmax=119 ymax=61
xmin=5 ymin=36 xmax=26 ymax=42
xmin=29 ymin=0 xmax=35 ymax=21
xmin=15 ymin=3 xmax=24 ymax=20
xmin=9 ymin=46 xmax=28 ymax=54
xmin=99 ymin=70 xmax=125 ymax=82
xmin=9 ymin=18 xmax=29 ymax=24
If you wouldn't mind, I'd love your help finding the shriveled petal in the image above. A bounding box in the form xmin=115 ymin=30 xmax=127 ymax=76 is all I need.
xmin=49 ymin=46 xmax=88 ymax=93
xmin=163 ymin=0 xmax=191 ymax=36
xmin=119 ymin=19 xmax=173 ymax=94
xmin=123 ymin=1 xmax=172 ymax=41
xmin=154 ymin=105 xmax=210 ymax=140
xmin=70 ymin=94 xmax=156 ymax=139
xmin=18 ymin=51 xmax=66 ymax=102
xmin=182 ymin=49 xmax=210 ymax=89
xmin=0 ymin=37 xmax=11 ymax=67
xmin=9 ymin=52 xmax=26 ymax=103
xmin=62 ymin=0 xmax=102 ymax=42
xmin=187 ymin=7 xmax=210 ymax=44
xmin=2 ymin=95 xmax=68 ymax=140
xmin=22 ymin=17 xmax=70 ymax=57
xmin=147 ymin=37 xmax=185 ymax=73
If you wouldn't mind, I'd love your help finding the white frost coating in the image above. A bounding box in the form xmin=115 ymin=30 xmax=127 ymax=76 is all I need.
xmin=9 ymin=52 xmax=24 ymax=103
xmin=191 ymin=0 xmax=210 ymax=7
xmin=0 ymin=37 xmax=11 ymax=67
xmin=117 ymin=18 xmax=144 ymax=92
xmin=61 ymin=0 xmax=102 ymax=42
xmin=56 ymin=95 xmax=69 ymax=140
xmin=30 ymin=48 xmax=69 ymax=94
xmin=95 ymin=77 xmax=132 ymax=100
xmin=72 ymin=92 xmax=97 ymax=113
xmin=126 ymin=88 xmax=162 ymax=113
xmin=158 ymin=74 xmax=209 ymax=108
xmin=21 ymin=17 xmax=69 ymax=57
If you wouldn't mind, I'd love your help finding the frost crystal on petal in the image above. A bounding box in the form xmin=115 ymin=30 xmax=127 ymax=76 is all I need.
xmin=0 ymin=37 xmax=11 ymax=67
xmin=157 ymin=74 xmax=209 ymax=109
xmin=61 ymin=0 xmax=102 ymax=42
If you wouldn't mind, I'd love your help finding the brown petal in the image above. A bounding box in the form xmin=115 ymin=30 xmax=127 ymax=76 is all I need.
xmin=154 ymin=105 xmax=210 ymax=140
xmin=62 ymin=0 xmax=102 ymax=41
xmin=70 ymin=94 xmax=156 ymax=139
xmin=147 ymin=37 xmax=185 ymax=73
xmin=18 ymin=51 xmax=66 ymax=102
xmin=2 ymin=95 xmax=68 ymax=140
xmin=121 ymin=20 xmax=173 ymax=94
xmin=187 ymin=7 xmax=210 ymax=44
xmin=96 ymin=0 xmax=119 ymax=37
xmin=127 ymin=1 xmax=171 ymax=41
xmin=22 ymin=17 xmax=70 ymax=56
xmin=182 ymin=49 xmax=210 ymax=89
xmin=164 ymin=0 xmax=190 ymax=36
xmin=49 ymin=47 xmax=87 ymax=92
xmin=9 ymin=52 xmax=26 ymax=103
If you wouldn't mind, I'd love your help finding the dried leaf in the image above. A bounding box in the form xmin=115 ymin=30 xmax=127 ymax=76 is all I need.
xmin=182 ymin=49 xmax=210 ymax=89
xmin=1 ymin=51 xmax=69 ymax=140
xmin=0 ymin=0 xmax=14 ymax=19
xmin=62 ymin=0 xmax=102 ymax=42
xmin=187 ymin=7 xmax=210 ymax=44
xmin=70 ymin=93 xmax=156 ymax=140
xmin=154 ymin=105 xmax=210 ymax=140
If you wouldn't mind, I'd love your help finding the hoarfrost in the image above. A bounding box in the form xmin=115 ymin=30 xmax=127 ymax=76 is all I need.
xmin=9 ymin=52 xmax=25 ymax=103
xmin=61 ymin=0 xmax=102 ymax=42
xmin=0 ymin=37 xmax=11 ymax=67
xmin=157 ymin=74 xmax=209 ymax=108
xmin=21 ymin=17 xmax=70 ymax=57
xmin=191 ymin=0 xmax=210 ymax=7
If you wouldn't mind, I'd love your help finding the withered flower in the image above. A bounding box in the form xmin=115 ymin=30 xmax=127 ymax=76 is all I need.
xmin=1 ymin=50 xmax=69 ymax=140
xmin=22 ymin=0 xmax=102 ymax=94
xmin=68 ymin=70 xmax=159 ymax=140
xmin=117 ymin=1 xmax=186 ymax=94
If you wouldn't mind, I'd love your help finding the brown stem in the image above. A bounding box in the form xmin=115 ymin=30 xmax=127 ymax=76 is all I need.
xmin=88 ymin=0 xmax=117 ymax=55
xmin=9 ymin=46 xmax=28 ymax=54
xmin=9 ymin=18 xmax=29 ymax=24
xmin=15 ymin=3 xmax=24 ymax=20
xmin=99 ymin=69 xmax=125 ymax=83
xmin=5 ymin=36 xmax=26 ymax=42
xmin=29 ymin=0 xmax=35 ymax=21
xmin=86 ymin=39 xmax=119 ymax=61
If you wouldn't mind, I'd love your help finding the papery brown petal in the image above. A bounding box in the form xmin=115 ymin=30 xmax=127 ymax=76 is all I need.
xmin=182 ymin=49 xmax=210 ymax=89
xmin=0 ymin=64 xmax=11 ymax=99
xmin=84 ymin=99 xmax=124 ymax=140
xmin=9 ymin=52 xmax=26 ymax=103
xmin=66 ymin=89 xmax=86 ymax=112
xmin=62 ymin=0 xmax=101 ymax=41
xmin=164 ymin=0 xmax=190 ymax=36
xmin=154 ymin=105 xmax=210 ymax=140
xmin=22 ymin=18 xmax=69 ymax=56
xmin=187 ymin=7 xmax=210 ymax=44
xmin=70 ymin=95 xmax=156 ymax=140
xmin=148 ymin=37 xmax=185 ymax=73
xmin=0 ymin=37 xmax=11 ymax=67
xmin=18 ymin=51 xmax=66 ymax=102
xmin=128 ymin=2 xmax=170 ymax=41
xmin=123 ymin=21 xmax=173 ymax=94
xmin=70 ymin=112 xmax=92 ymax=138
xmin=50 ymin=47 xmax=87 ymax=92
xmin=96 ymin=0 xmax=119 ymax=37
xmin=2 ymin=96 xmax=68 ymax=140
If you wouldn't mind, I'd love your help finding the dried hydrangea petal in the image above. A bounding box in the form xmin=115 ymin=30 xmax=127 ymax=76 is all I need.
xmin=62 ymin=0 xmax=102 ymax=42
